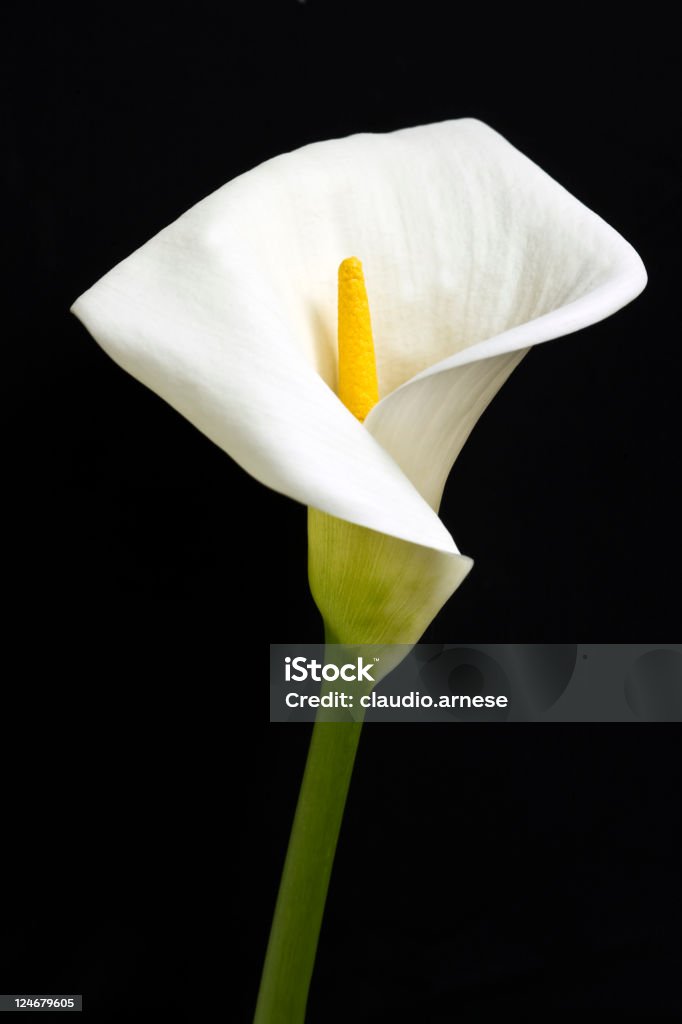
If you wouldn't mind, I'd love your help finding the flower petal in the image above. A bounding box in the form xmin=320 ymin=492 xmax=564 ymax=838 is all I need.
xmin=71 ymin=211 xmax=456 ymax=553
xmin=361 ymin=122 xmax=646 ymax=507
xmin=71 ymin=119 xmax=645 ymax=544
xmin=365 ymin=351 xmax=528 ymax=509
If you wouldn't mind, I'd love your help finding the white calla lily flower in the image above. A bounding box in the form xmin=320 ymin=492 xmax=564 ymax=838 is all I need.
xmin=71 ymin=119 xmax=645 ymax=645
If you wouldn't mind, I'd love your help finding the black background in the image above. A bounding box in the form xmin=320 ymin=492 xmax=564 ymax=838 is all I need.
xmin=3 ymin=2 xmax=680 ymax=1020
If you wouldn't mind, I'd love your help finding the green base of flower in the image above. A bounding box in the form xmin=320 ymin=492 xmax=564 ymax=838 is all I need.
xmin=308 ymin=507 xmax=473 ymax=650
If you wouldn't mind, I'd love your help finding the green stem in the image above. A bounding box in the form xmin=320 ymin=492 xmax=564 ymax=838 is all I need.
xmin=254 ymin=713 xmax=364 ymax=1023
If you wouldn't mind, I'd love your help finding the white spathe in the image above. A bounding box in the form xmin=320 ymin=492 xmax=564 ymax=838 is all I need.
xmin=71 ymin=118 xmax=646 ymax=558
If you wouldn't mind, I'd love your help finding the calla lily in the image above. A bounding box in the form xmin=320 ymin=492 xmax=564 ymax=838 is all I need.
xmin=72 ymin=119 xmax=646 ymax=1023
xmin=71 ymin=118 xmax=645 ymax=649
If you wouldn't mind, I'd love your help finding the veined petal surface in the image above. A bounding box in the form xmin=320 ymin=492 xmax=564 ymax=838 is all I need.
xmin=72 ymin=120 xmax=645 ymax=541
